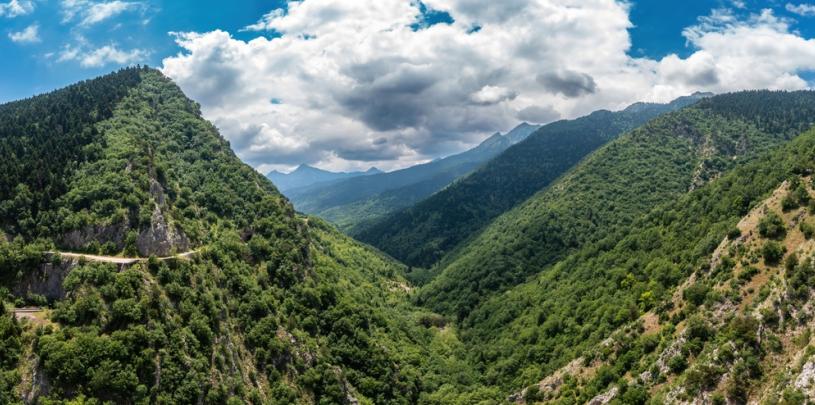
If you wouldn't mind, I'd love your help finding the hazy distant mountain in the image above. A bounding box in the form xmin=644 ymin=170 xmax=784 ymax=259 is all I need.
xmin=266 ymin=164 xmax=382 ymax=192
xmin=353 ymin=92 xmax=712 ymax=268
xmin=286 ymin=122 xmax=540 ymax=229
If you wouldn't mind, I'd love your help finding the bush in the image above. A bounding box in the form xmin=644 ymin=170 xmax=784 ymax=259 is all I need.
xmin=668 ymin=355 xmax=687 ymax=373
xmin=785 ymin=253 xmax=799 ymax=272
xmin=738 ymin=266 xmax=759 ymax=282
xmin=781 ymin=388 xmax=806 ymax=405
xmin=727 ymin=227 xmax=742 ymax=240
xmin=762 ymin=241 xmax=786 ymax=265
xmin=782 ymin=195 xmax=799 ymax=212
xmin=683 ymin=283 xmax=710 ymax=307
xmin=801 ymin=221 xmax=815 ymax=239
xmin=758 ymin=211 xmax=786 ymax=239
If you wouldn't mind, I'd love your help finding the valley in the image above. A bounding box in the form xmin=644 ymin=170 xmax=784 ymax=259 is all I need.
xmin=3 ymin=69 xmax=815 ymax=404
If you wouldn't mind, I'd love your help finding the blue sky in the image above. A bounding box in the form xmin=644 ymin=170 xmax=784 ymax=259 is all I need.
xmin=3 ymin=0 xmax=811 ymax=102
xmin=629 ymin=1 xmax=815 ymax=58
xmin=0 ymin=0 xmax=284 ymax=102
xmin=3 ymin=0 xmax=815 ymax=172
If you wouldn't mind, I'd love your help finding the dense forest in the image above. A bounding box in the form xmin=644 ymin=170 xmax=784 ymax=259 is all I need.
xmin=0 ymin=68 xmax=491 ymax=404
xmin=352 ymin=94 xmax=709 ymax=269
xmin=5 ymin=68 xmax=815 ymax=404
xmin=477 ymin=128 xmax=815 ymax=403
xmin=417 ymin=91 xmax=815 ymax=321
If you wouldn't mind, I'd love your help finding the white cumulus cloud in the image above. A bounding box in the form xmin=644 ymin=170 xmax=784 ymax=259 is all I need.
xmin=9 ymin=23 xmax=40 ymax=43
xmin=60 ymin=0 xmax=142 ymax=26
xmin=0 ymin=0 xmax=33 ymax=18
xmin=160 ymin=1 xmax=815 ymax=172
xmin=786 ymin=3 xmax=815 ymax=16
xmin=57 ymin=44 xmax=148 ymax=67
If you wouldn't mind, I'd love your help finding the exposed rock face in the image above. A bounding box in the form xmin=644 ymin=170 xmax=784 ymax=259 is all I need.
xmin=136 ymin=176 xmax=190 ymax=256
xmin=136 ymin=205 xmax=189 ymax=257
xmin=588 ymin=386 xmax=618 ymax=405
xmin=13 ymin=255 xmax=133 ymax=301
xmin=61 ymin=222 xmax=128 ymax=252
xmin=13 ymin=258 xmax=77 ymax=301
xmin=795 ymin=359 xmax=815 ymax=398
xmin=19 ymin=352 xmax=51 ymax=404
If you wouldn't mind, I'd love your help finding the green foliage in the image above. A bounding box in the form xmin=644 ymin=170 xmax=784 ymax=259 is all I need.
xmin=727 ymin=227 xmax=742 ymax=240
xmin=450 ymin=125 xmax=815 ymax=391
xmin=420 ymin=93 xmax=808 ymax=322
xmin=0 ymin=69 xmax=491 ymax=404
xmin=668 ymin=355 xmax=688 ymax=374
xmin=288 ymin=127 xmax=531 ymax=233
xmin=683 ymin=282 xmax=711 ymax=307
xmin=781 ymin=194 xmax=799 ymax=211
xmin=5 ymin=68 xmax=815 ymax=404
xmin=355 ymin=97 xmax=702 ymax=269
xmin=759 ymin=211 xmax=787 ymax=239
xmin=800 ymin=220 xmax=815 ymax=239
xmin=0 ymin=68 xmax=142 ymax=239
xmin=762 ymin=241 xmax=786 ymax=265
xmin=0 ymin=301 xmax=22 ymax=404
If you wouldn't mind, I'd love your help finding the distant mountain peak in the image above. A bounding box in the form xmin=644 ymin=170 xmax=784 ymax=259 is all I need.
xmin=505 ymin=122 xmax=542 ymax=144
xmin=294 ymin=163 xmax=324 ymax=173
xmin=268 ymin=163 xmax=382 ymax=192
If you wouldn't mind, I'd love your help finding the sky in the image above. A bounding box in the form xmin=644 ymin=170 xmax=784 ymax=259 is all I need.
xmin=3 ymin=1 xmax=815 ymax=173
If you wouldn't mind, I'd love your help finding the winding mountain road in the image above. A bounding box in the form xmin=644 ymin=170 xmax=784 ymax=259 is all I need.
xmin=49 ymin=250 xmax=200 ymax=265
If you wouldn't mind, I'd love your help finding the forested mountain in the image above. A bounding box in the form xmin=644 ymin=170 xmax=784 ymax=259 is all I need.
xmin=417 ymin=91 xmax=815 ymax=322
xmin=5 ymin=68 xmax=815 ymax=405
xmin=266 ymin=164 xmax=382 ymax=192
xmin=353 ymin=93 xmax=711 ymax=268
xmin=0 ymin=68 xmax=488 ymax=404
xmin=286 ymin=122 xmax=539 ymax=231
xmin=480 ymin=126 xmax=815 ymax=404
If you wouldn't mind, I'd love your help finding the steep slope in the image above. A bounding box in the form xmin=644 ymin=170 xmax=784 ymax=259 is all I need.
xmin=266 ymin=164 xmax=381 ymax=192
xmin=502 ymin=132 xmax=815 ymax=404
xmin=0 ymin=68 xmax=482 ymax=404
xmin=418 ymin=91 xmax=815 ymax=322
xmin=353 ymin=94 xmax=709 ymax=268
xmin=287 ymin=122 xmax=539 ymax=230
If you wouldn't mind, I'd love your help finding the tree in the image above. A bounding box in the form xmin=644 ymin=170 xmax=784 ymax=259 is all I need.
xmin=758 ymin=211 xmax=786 ymax=239
xmin=762 ymin=241 xmax=786 ymax=265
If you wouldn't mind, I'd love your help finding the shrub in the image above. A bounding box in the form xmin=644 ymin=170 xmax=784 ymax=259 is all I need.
xmin=781 ymin=388 xmax=806 ymax=405
xmin=800 ymin=221 xmax=815 ymax=239
xmin=727 ymin=227 xmax=742 ymax=240
xmin=782 ymin=195 xmax=799 ymax=212
xmin=762 ymin=241 xmax=786 ymax=265
xmin=668 ymin=355 xmax=687 ymax=373
xmin=738 ymin=266 xmax=760 ymax=282
xmin=785 ymin=253 xmax=799 ymax=272
xmin=793 ymin=180 xmax=811 ymax=205
xmin=683 ymin=283 xmax=710 ymax=307
xmin=758 ymin=211 xmax=786 ymax=239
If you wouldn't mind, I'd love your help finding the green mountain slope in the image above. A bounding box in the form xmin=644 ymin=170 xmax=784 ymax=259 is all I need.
xmin=490 ymin=128 xmax=815 ymax=403
xmin=418 ymin=91 xmax=815 ymax=322
xmin=0 ymin=68 xmax=483 ymax=404
xmin=352 ymin=94 xmax=709 ymax=269
xmin=286 ymin=123 xmax=539 ymax=231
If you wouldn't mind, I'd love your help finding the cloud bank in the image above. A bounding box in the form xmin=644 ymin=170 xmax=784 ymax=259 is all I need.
xmin=161 ymin=1 xmax=815 ymax=172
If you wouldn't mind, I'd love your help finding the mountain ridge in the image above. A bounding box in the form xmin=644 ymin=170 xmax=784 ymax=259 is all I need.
xmin=352 ymin=92 xmax=711 ymax=269
xmin=0 ymin=67 xmax=485 ymax=404
xmin=266 ymin=164 xmax=383 ymax=192
xmin=285 ymin=122 xmax=540 ymax=230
